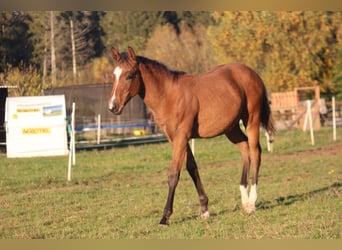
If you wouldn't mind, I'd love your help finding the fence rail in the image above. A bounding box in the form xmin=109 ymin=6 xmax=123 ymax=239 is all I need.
xmin=75 ymin=122 xmax=154 ymax=132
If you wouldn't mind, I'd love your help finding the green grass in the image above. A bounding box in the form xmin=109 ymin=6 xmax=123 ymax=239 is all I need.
xmin=0 ymin=128 xmax=341 ymax=239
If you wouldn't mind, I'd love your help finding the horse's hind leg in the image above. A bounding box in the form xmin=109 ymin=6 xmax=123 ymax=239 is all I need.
xmin=245 ymin=118 xmax=262 ymax=213
xmin=186 ymin=144 xmax=209 ymax=219
xmin=225 ymin=125 xmax=251 ymax=211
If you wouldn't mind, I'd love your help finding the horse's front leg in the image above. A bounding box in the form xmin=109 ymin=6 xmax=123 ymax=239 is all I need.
xmin=186 ymin=144 xmax=209 ymax=219
xmin=159 ymin=138 xmax=187 ymax=226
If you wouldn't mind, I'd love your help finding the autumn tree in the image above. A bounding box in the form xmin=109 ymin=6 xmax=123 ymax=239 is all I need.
xmin=208 ymin=11 xmax=342 ymax=96
xmin=101 ymin=11 xmax=213 ymax=52
xmin=332 ymin=43 xmax=342 ymax=99
xmin=143 ymin=23 xmax=216 ymax=74
xmin=0 ymin=65 xmax=41 ymax=96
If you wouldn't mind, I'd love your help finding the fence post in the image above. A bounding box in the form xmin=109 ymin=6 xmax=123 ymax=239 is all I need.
xmin=68 ymin=102 xmax=76 ymax=181
xmin=307 ymin=100 xmax=315 ymax=145
xmin=72 ymin=102 xmax=76 ymax=165
xmin=191 ymin=138 xmax=195 ymax=156
xmin=97 ymin=114 xmax=101 ymax=144
xmin=265 ymin=131 xmax=273 ymax=152
xmin=332 ymin=96 xmax=336 ymax=141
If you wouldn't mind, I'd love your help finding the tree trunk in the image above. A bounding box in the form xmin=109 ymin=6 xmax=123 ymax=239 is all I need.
xmin=42 ymin=30 xmax=47 ymax=93
xmin=50 ymin=11 xmax=56 ymax=87
xmin=70 ymin=17 xmax=77 ymax=83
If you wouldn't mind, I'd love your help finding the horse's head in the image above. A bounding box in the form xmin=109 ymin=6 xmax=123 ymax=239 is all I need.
xmin=108 ymin=47 xmax=141 ymax=115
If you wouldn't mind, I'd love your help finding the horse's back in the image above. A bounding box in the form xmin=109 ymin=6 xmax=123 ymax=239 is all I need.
xmin=186 ymin=62 xmax=269 ymax=137
xmin=194 ymin=62 xmax=265 ymax=108
xmin=195 ymin=62 xmax=264 ymax=91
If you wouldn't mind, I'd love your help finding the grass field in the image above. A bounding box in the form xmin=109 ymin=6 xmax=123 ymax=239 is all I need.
xmin=0 ymin=128 xmax=341 ymax=239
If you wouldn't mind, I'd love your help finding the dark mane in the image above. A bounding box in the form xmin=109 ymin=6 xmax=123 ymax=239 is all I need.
xmin=137 ymin=56 xmax=187 ymax=78
xmin=120 ymin=52 xmax=187 ymax=80
xmin=119 ymin=52 xmax=186 ymax=78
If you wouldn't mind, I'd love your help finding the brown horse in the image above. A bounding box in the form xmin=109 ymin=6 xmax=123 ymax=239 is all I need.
xmin=108 ymin=47 xmax=275 ymax=225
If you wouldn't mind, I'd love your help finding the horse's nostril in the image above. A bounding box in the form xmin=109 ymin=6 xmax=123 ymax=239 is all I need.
xmin=109 ymin=103 xmax=118 ymax=113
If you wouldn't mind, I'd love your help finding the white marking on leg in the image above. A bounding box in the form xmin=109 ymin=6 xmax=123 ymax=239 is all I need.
xmin=249 ymin=184 xmax=258 ymax=204
xmin=201 ymin=211 xmax=210 ymax=219
xmin=240 ymin=184 xmax=257 ymax=213
xmin=239 ymin=185 xmax=249 ymax=205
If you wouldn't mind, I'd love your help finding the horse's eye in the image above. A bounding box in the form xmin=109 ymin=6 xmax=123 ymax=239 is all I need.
xmin=126 ymin=73 xmax=135 ymax=80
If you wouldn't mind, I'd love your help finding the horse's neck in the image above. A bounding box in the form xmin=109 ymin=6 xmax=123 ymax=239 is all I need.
xmin=138 ymin=63 xmax=168 ymax=112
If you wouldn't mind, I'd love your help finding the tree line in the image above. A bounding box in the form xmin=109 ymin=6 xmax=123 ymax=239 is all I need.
xmin=0 ymin=11 xmax=341 ymax=99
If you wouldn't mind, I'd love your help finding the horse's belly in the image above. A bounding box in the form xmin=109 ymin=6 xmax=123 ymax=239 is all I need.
xmin=197 ymin=118 xmax=235 ymax=138
xmin=196 ymin=102 xmax=241 ymax=138
xmin=191 ymin=79 xmax=244 ymax=138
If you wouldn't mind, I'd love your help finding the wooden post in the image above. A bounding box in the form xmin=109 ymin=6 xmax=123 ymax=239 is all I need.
xmin=307 ymin=100 xmax=315 ymax=145
xmin=265 ymin=131 xmax=273 ymax=152
xmin=332 ymin=96 xmax=336 ymax=141
xmin=68 ymin=102 xmax=75 ymax=181
xmin=72 ymin=102 xmax=76 ymax=165
xmin=191 ymin=138 xmax=195 ymax=156
xmin=303 ymin=103 xmax=309 ymax=131
xmin=97 ymin=114 xmax=101 ymax=144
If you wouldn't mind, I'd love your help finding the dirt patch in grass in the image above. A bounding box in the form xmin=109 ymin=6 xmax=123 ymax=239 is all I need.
xmin=265 ymin=143 xmax=342 ymax=160
xmin=201 ymin=143 xmax=342 ymax=170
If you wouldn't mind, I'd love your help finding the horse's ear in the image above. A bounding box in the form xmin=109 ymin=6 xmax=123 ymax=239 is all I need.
xmin=111 ymin=47 xmax=121 ymax=61
xmin=127 ymin=46 xmax=136 ymax=62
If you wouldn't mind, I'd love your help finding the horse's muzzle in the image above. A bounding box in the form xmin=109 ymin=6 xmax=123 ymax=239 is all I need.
xmin=109 ymin=103 xmax=121 ymax=115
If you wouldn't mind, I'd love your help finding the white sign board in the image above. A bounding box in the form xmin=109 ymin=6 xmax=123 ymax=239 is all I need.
xmin=5 ymin=95 xmax=69 ymax=158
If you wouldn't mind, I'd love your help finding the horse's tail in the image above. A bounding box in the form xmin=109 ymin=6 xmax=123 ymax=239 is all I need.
xmin=260 ymin=86 xmax=276 ymax=135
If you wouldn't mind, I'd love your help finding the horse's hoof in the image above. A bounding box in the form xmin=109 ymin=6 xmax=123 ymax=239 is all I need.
xmin=201 ymin=210 xmax=210 ymax=219
xmin=242 ymin=203 xmax=256 ymax=213
xmin=159 ymin=217 xmax=169 ymax=226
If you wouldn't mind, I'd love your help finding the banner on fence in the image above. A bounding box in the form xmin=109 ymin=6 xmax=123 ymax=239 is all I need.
xmin=5 ymin=95 xmax=69 ymax=158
